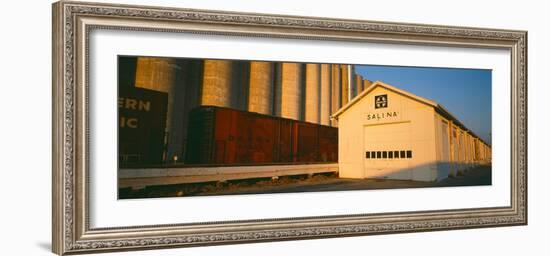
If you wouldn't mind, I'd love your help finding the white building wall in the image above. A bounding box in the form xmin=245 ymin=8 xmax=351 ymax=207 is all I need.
xmin=466 ymin=133 xmax=473 ymax=168
xmin=459 ymin=129 xmax=466 ymax=173
xmin=472 ymin=136 xmax=478 ymax=165
xmin=434 ymin=114 xmax=452 ymax=180
xmin=470 ymin=134 xmax=476 ymax=167
xmin=337 ymin=114 xmax=364 ymax=178
xmin=450 ymin=124 xmax=459 ymax=176
xmin=338 ymin=86 xmax=438 ymax=181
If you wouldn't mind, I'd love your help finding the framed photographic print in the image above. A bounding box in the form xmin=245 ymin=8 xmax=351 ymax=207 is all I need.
xmin=52 ymin=1 xmax=527 ymax=255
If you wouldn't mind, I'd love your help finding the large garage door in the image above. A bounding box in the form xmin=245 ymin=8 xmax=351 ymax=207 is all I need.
xmin=363 ymin=122 xmax=412 ymax=180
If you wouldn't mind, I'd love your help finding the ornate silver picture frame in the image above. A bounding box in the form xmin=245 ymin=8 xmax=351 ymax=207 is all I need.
xmin=52 ymin=1 xmax=527 ymax=255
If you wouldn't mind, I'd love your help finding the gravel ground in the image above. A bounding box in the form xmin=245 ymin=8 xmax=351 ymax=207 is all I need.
xmin=119 ymin=165 xmax=491 ymax=199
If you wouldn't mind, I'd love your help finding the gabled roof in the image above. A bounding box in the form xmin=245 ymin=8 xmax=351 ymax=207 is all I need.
xmin=330 ymin=81 xmax=490 ymax=146
xmin=331 ymin=81 xmax=436 ymax=118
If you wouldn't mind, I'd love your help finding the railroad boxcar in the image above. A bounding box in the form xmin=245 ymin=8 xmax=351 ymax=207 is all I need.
xmin=185 ymin=106 xmax=338 ymax=165
xmin=118 ymin=87 xmax=168 ymax=167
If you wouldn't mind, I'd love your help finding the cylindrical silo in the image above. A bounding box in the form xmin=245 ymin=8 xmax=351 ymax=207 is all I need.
xmin=248 ymin=61 xmax=274 ymax=115
xmin=320 ymin=64 xmax=332 ymax=126
xmin=331 ymin=64 xmax=341 ymax=127
xmin=279 ymin=63 xmax=304 ymax=120
xmin=305 ymin=63 xmax=321 ymax=123
xmin=341 ymin=65 xmax=350 ymax=106
xmin=355 ymin=74 xmax=363 ymax=96
xmin=135 ymin=57 xmax=178 ymax=93
xmin=201 ymin=60 xmax=234 ymax=107
xmin=363 ymin=79 xmax=373 ymax=91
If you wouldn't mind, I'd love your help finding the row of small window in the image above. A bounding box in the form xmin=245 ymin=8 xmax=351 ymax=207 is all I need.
xmin=366 ymin=150 xmax=412 ymax=159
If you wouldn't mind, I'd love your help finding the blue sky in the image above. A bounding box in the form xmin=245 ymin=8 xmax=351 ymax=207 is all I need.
xmin=355 ymin=65 xmax=492 ymax=145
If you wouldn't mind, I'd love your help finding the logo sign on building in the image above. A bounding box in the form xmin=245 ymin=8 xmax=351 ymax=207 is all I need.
xmin=375 ymin=94 xmax=388 ymax=109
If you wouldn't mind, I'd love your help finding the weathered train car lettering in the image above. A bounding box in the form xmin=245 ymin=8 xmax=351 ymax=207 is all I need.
xmin=118 ymin=97 xmax=151 ymax=112
xmin=120 ymin=116 xmax=138 ymax=128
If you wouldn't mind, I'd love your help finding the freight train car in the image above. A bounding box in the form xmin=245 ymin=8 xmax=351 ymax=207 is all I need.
xmin=118 ymin=87 xmax=168 ymax=167
xmin=185 ymin=106 xmax=338 ymax=165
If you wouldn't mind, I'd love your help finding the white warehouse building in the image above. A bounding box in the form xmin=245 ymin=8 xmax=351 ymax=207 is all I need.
xmin=331 ymin=81 xmax=491 ymax=182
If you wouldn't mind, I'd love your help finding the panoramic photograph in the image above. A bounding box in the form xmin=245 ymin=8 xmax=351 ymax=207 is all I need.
xmin=118 ymin=56 xmax=492 ymax=199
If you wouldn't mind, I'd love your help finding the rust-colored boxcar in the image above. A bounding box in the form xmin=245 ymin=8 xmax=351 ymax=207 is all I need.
xmin=185 ymin=106 xmax=338 ymax=165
